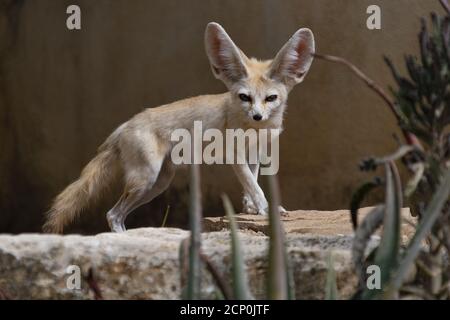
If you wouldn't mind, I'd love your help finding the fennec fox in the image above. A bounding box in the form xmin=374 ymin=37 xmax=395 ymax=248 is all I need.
xmin=43 ymin=22 xmax=315 ymax=233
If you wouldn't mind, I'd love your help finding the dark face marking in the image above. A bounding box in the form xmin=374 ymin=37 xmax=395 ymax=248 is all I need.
xmin=238 ymin=93 xmax=252 ymax=102
xmin=265 ymin=95 xmax=278 ymax=102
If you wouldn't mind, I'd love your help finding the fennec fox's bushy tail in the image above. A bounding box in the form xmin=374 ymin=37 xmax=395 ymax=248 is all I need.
xmin=43 ymin=146 xmax=119 ymax=233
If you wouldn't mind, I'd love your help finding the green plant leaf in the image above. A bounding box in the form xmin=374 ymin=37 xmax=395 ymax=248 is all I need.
xmin=362 ymin=162 xmax=402 ymax=299
xmin=350 ymin=179 xmax=381 ymax=229
xmin=200 ymin=252 xmax=233 ymax=300
xmin=178 ymin=238 xmax=190 ymax=299
xmin=221 ymin=194 xmax=253 ymax=300
xmin=352 ymin=205 xmax=384 ymax=287
xmin=187 ymin=164 xmax=202 ymax=299
xmin=266 ymin=174 xmax=291 ymax=300
xmin=389 ymin=167 xmax=450 ymax=292
xmin=325 ymin=251 xmax=339 ymax=300
xmin=161 ymin=205 xmax=170 ymax=227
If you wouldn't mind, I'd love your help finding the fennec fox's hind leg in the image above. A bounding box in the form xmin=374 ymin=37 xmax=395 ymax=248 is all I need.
xmin=107 ymin=155 xmax=162 ymax=232
xmin=107 ymin=156 xmax=175 ymax=232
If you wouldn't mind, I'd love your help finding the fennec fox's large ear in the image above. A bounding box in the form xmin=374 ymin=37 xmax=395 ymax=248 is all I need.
xmin=205 ymin=22 xmax=248 ymax=86
xmin=269 ymin=28 xmax=315 ymax=88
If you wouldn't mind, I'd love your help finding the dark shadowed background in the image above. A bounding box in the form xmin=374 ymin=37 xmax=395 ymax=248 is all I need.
xmin=0 ymin=0 xmax=442 ymax=233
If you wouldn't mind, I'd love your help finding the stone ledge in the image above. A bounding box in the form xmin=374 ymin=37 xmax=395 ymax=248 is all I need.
xmin=0 ymin=207 xmax=415 ymax=299
xmin=0 ymin=228 xmax=360 ymax=299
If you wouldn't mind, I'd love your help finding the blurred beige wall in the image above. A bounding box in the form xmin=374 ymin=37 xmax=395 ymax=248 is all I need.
xmin=0 ymin=0 xmax=444 ymax=233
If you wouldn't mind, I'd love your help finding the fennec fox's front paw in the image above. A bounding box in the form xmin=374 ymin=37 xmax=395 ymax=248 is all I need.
xmin=243 ymin=195 xmax=268 ymax=215
xmin=243 ymin=195 xmax=286 ymax=216
xmin=278 ymin=206 xmax=287 ymax=214
xmin=243 ymin=195 xmax=259 ymax=214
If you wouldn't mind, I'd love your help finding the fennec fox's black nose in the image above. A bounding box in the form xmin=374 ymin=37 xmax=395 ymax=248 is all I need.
xmin=253 ymin=114 xmax=262 ymax=121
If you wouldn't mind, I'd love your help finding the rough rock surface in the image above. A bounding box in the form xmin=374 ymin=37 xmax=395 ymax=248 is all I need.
xmin=0 ymin=207 xmax=415 ymax=300
xmin=0 ymin=228 xmax=359 ymax=299
xmin=204 ymin=207 xmax=415 ymax=241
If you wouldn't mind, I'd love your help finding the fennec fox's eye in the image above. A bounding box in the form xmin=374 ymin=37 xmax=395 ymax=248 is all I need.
xmin=239 ymin=93 xmax=252 ymax=102
xmin=265 ymin=95 xmax=278 ymax=102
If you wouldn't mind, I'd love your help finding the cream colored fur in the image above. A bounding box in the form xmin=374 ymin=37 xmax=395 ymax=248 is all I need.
xmin=43 ymin=22 xmax=315 ymax=233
